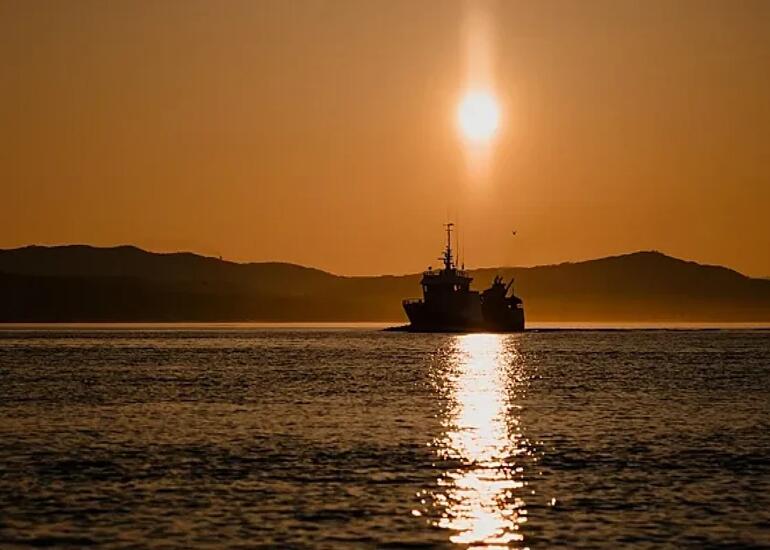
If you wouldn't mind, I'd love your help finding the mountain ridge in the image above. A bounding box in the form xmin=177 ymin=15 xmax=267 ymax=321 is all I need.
xmin=1 ymin=244 xmax=753 ymax=279
xmin=1 ymin=245 xmax=768 ymax=322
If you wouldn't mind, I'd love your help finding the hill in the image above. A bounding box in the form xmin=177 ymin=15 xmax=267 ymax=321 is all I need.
xmin=1 ymin=245 xmax=768 ymax=322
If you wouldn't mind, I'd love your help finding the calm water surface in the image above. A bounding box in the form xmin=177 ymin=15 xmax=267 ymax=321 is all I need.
xmin=0 ymin=328 xmax=769 ymax=548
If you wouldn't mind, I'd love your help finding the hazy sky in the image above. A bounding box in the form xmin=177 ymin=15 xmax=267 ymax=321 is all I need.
xmin=2 ymin=0 xmax=769 ymax=276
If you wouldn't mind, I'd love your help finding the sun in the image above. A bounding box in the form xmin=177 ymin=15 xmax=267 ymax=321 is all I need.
xmin=457 ymin=90 xmax=500 ymax=143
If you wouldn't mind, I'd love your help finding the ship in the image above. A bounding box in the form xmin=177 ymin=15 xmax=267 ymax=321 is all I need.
xmin=393 ymin=223 xmax=525 ymax=332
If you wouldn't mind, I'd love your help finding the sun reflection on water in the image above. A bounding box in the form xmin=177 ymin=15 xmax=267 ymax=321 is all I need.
xmin=428 ymin=334 xmax=532 ymax=549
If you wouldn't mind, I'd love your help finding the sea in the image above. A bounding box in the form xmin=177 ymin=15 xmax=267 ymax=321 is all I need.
xmin=0 ymin=325 xmax=769 ymax=549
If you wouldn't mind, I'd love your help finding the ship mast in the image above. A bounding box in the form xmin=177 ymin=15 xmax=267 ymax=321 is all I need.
xmin=443 ymin=222 xmax=455 ymax=271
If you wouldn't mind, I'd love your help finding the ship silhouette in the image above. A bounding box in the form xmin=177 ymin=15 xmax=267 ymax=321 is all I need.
xmin=392 ymin=223 xmax=525 ymax=332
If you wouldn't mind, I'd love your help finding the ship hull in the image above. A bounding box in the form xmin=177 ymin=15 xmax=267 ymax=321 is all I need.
xmin=403 ymin=300 xmax=525 ymax=333
xmin=403 ymin=300 xmax=473 ymax=332
xmin=480 ymin=300 xmax=525 ymax=332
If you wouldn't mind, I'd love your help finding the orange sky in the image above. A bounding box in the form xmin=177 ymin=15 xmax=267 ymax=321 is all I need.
xmin=2 ymin=0 xmax=769 ymax=276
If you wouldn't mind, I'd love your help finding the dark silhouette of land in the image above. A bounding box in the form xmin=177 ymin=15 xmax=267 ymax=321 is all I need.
xmin=1 ymin=245 xmax=769 ymax=322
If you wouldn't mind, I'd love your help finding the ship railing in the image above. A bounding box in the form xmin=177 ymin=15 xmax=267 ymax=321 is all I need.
xmin=422 ymin=269 xmax=469 ymax=277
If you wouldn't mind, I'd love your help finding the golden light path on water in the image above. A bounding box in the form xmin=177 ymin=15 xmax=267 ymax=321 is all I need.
xmin=427 ymin=334 xmax=533 ymax=549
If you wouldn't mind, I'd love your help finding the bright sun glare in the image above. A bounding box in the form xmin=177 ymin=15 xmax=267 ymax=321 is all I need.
xmin=457 ymin=91 xmax=500 ymax=143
